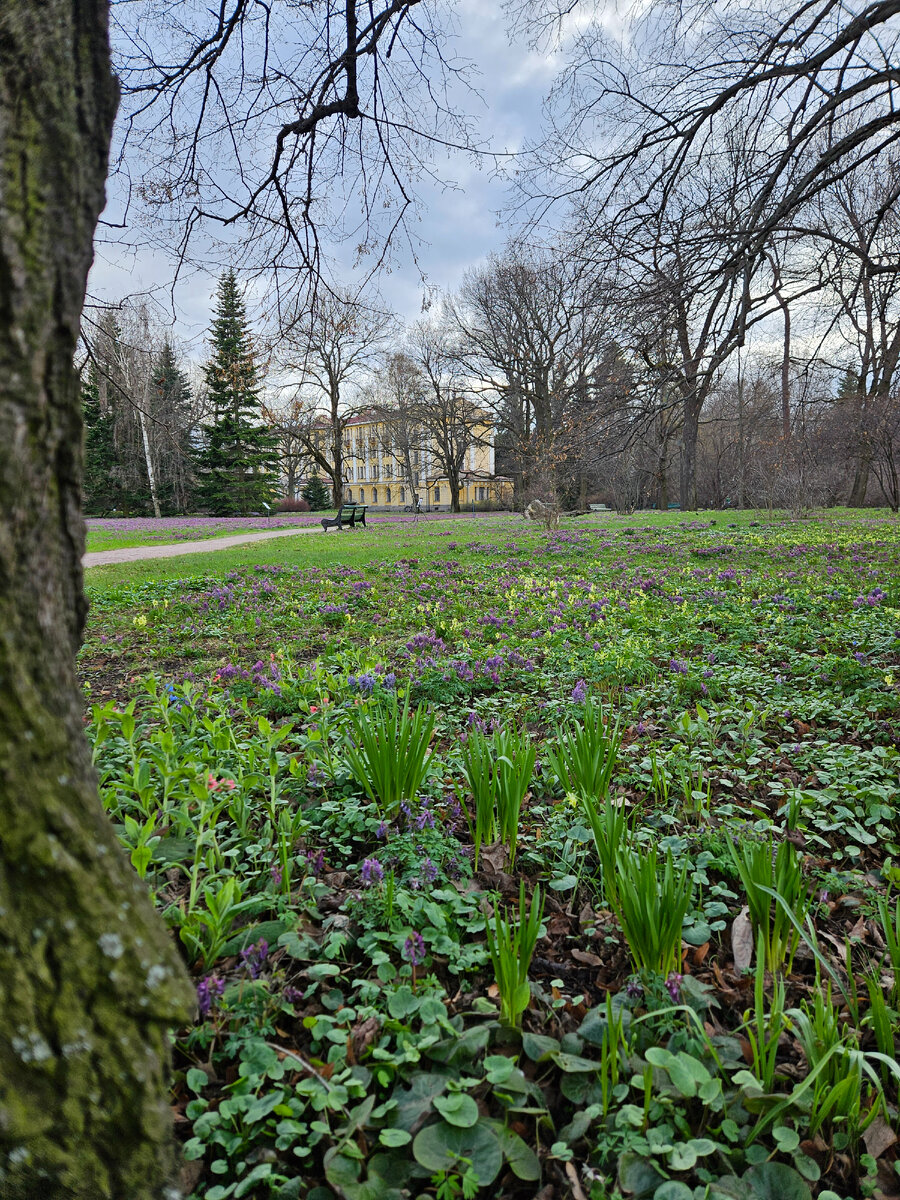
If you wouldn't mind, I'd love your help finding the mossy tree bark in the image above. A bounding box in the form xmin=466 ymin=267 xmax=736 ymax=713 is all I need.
xmin=0 ymin=2 xmax=194 ymax=1197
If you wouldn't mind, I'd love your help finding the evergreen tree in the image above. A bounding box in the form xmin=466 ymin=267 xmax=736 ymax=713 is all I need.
xmin=195 ymin=271 xmax=279 ymax=515
xmin=302 ymin=473 xmax=332 ymax=510
xmin=81 ymin=365 xmax=121 ymax=515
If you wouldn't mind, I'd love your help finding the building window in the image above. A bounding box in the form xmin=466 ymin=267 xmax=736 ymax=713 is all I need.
xmin=434 ymin=486 xmax=441 ymax=503
xmin=372 ymin=488 xmax=378 ymax=504
xmin=477 ymin=486 xmax=486 ymax=501
xmin=346 ymin=489 xmax=352 ymax=501
xmin=400 ymin=486 xmax=405 ymax=503
xmin=386 ymin=486 xmax=391 ymax=503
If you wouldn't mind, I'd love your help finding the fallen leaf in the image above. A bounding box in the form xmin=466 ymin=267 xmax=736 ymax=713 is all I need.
xmin=565 ymin=1161 xmax=589 ymax=1200
xmin=690 ymin=941 xmax=710 ymax=966
xmin=731 ymin=906 xmax=754 ymax=972
xmin=350 ymin=1016 xmax=380 ymax=1061
xmin=571 ymin=949 xmax=603 ymax=967
xmin=480 ymin=843 xmax=508 ymax=874
xmin=865 ymin=1114 xmax=898 ymax=1160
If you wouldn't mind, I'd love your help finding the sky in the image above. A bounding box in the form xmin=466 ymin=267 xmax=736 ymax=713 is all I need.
xmin=88 ymin=3 xmax=565 ymax=361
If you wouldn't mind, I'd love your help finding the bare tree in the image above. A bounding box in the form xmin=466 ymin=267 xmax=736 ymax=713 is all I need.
xmin=368 ymin=352 xmax=429 ymax=506
xmin=262 ymin=396 xmax=314 ymax=499
xmin=406 ymin=318 xmax=488 ymax=511
xmin=82 ymin=302 xmax=198 ymax=515
xmin=809 ymin=156 xmax=900 ymax=504
xmin=281 ymin=291 xmax=393 ymax=506
xmin=110 ymin=1 xmax=477 ymax=300
xmin=522 ymin=1 xmax=900 ymax=282
xmin=453 ymin=245 xmax=610 ymax=506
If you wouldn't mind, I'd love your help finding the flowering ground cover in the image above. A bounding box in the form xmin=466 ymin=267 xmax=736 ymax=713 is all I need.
xmin=80 ymin=510 xmax=900 ymax=1200
xmin=86 ymin=511 xmax=497 ymax=553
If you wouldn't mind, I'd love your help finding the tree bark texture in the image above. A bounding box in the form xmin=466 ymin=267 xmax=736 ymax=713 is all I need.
xmin=680 ymin=397 xmax=701 ymax=510
xmin=0 ymin=3 xmax=193 ymax=1197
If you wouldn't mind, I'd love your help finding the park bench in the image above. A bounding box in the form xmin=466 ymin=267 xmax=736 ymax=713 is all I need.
xmin=321 ymin=503 xmax=369 ymax=532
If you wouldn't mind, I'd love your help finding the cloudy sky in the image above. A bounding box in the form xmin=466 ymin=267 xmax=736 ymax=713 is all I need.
xmin=88 ymin=3 xmax=568 ymax=358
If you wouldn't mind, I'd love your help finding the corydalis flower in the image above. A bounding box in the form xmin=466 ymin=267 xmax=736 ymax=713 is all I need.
xmin=403 ymin=932 xmax=426 ymax=966
xmin=665 ymin=971 xmax=683 ymax=1002
xmin=361 ymin=857 xmax=384 ymax=886
xmin=571 ymin=679 xmax=587 ymax=703
xmin=240 ymin=938 xmax=269 ymax=980
xmin=197 ymin=975 xmax=225 ymax=1017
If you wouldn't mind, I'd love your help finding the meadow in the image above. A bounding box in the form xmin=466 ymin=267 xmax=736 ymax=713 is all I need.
xmin=80 ymin=510 xmax=900 ymax=1200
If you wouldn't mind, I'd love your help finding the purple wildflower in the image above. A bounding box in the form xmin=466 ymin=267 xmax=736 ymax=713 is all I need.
xmin=665 ymin=972 xmax=683 ymax=1002
xmin=270 ymin=864 xmax=283 ymax=887
xmin=197 ymin=975 xmax=225 ymax=1017
xmin=571 ymin=679 xmax=588 ymax=703
xmin=403 ymin=932 xmax=426 ymax=966
xmin=240 ymin=939 xmax=269 ymax=980
xmin=361 ymin=857 xmax=384 ymax=887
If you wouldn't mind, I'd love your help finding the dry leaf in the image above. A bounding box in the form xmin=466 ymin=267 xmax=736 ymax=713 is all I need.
xmin=865 ymin=1114 xmax=898 ymax=1160
xmin=571 ymin=949 xmax=603 ymax=967
xmin=731 ymin=906 xmax=754 ymax=972
xmin=565 ymin=1161 xmax=589 ymax=1200
xmin=479 ymin=843 xmax=508 ymax=874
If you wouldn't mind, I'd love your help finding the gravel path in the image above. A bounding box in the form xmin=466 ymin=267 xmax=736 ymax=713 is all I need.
xmin=83 ymin=525 xmax=324 ymax=567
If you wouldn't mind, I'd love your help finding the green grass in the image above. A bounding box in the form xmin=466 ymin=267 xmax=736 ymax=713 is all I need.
xmin=80 ymin=506 xmax=900 ymax=1200
xmin=85 ymin=525 xmax=297 ymax=553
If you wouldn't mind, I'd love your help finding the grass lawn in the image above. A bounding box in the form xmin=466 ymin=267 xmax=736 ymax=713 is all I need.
xmin=81 ymin=509 xmax=900 ymax=1200
xmin=84 ymin=511 xmax=506 ymax=553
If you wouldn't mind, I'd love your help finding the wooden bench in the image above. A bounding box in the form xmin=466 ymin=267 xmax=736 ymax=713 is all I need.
xmin=321 ymin=503 xmax=369 ymax=532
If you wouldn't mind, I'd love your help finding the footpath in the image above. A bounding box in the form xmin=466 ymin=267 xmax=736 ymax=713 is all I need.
xmin=83 ymin=526 xmax=322 ymax=568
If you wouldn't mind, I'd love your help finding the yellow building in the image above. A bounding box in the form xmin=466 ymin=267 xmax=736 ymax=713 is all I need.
xmin=336 ymin=410 xmax=512 ymax=510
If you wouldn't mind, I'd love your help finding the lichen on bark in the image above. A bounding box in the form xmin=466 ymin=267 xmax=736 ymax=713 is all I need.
xmin=0 ymin=2 xmax=194 ymax=1197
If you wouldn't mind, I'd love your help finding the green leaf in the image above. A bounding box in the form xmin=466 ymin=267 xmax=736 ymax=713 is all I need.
xmin=494 ymin=1124 xmax=541 ymax=1181
xmin=618 ymin=1150 xmax=666 ymax=1197
xmin=772 ymin=1126 xmax=800 ymax=1152
xmin=433 ymin=1093 xmax=480 ymax=1128
xmin=412 ymin=1119 xmax=503 ymax=1184
xmin=389 ymin=1073 xmax=448 ymax=1132
xmin=324 ymin=1149 xmax=361 ymax=1191
xmin=550 ymin=874 xmax=578 ymax=890
xmin=185 ymin=1067 xmax=209 ymax=1094
xmin=234 ymin=1163 xmax=275 ymax=1198
xmin=669 ymin=1142 xmax=699 ymax=1171
xmin=522 ymin=1033 xmax=560 ymax=1061
xmin=379 ymin=1129 xmax=412 ymax=1148
xmin=551 ymin=1051 xmax=600 ymax=1073
xmin=653 ymin=1184 xmax=694 ymax=1200
xmin=743 ymin=1162 xmax=812 ymax=1200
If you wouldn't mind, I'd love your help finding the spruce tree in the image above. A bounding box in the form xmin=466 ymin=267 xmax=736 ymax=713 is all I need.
xmin=302 ymin=473 xmax=332 ymax=511
xmin=196 ymin=271 xmax=279 ymax=515
xmin=81 ymin=367 xmax=119 ymax=515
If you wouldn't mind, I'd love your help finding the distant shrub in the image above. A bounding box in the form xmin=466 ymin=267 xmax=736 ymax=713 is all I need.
xmin=275 ymin=497 xmax=310 ymax=512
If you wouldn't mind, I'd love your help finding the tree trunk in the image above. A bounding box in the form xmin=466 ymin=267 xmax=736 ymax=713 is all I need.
xmin=137 ymin=403 xmax=162 ymax=519
xmin=680 ymin=398 xmax=701 ymax=510
xmin=0 ymin=3 xmax=193 ymax=1196
xmin=780 ymin=300 xmax=791 ymax=441
xmin=848 ymin=396 xmax=872 ymax=507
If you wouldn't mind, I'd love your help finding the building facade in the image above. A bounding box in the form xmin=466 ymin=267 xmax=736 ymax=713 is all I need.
xmin=331 ymin=411 xmax=512 ymax=510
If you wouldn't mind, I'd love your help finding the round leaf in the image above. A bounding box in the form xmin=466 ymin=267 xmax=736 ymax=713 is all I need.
xmin=412 ymin=1119 xmax=503 ymax=1184
xmin=379 ymin=1129 xmax=412 ymax=1148
xmin=433 ymin=1093 xmax=480 ymax=1128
